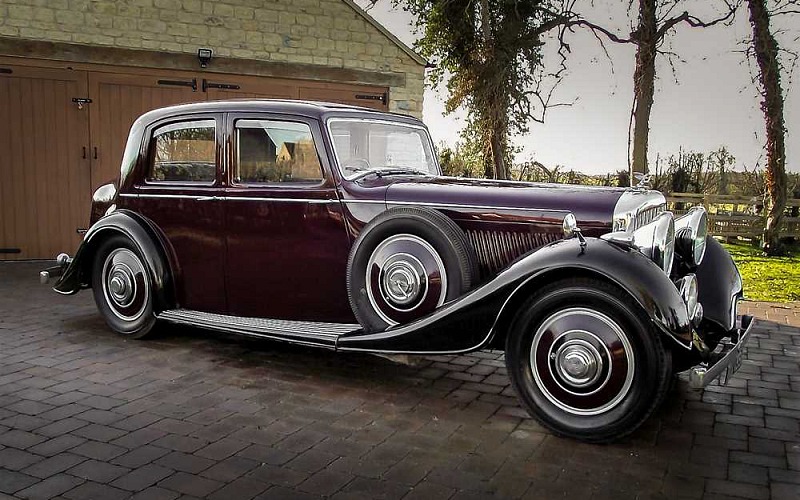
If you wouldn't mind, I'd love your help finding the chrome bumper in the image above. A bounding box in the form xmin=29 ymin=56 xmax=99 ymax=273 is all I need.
xmin=689 ymin=315 xmax=754 ymax=389
xmin=39 ymin=253 xmax=72 ymax=285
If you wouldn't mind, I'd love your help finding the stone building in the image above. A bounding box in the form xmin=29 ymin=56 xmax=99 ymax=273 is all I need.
xmin=0 ymin=0 xmax=426 ymax=259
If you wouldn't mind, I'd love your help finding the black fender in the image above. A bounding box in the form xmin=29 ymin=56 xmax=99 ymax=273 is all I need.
xmin=336 ymin=237 xmax=692 ymax=354
xmin=54 ymin=210 xmax=176 ymax=312
xmin=695 ymin=236 xmax=742 ymax=333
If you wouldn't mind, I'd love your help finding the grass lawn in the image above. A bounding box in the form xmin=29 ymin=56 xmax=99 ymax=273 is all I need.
xmin=723 ymin=241 xmax=800 ymax=302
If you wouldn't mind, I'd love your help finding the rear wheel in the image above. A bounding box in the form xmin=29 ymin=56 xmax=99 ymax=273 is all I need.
xmin=91 ymin=235 xmax=156 ymax=339
xmin=505 ymin=277 xmax=672 ymax=442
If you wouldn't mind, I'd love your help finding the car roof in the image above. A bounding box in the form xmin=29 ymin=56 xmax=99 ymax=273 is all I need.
xmin=136 ymin=99 xmax=423 ymax=126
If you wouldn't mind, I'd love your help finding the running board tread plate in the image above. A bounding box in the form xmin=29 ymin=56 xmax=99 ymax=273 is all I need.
xmin=158 ymin=309 xmax=361 ymax=348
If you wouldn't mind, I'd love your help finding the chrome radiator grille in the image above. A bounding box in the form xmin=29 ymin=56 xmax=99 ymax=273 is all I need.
xmin=466 ymin=229 xmax=560 ymax=277
xmin=632 ymin=204 xmax=665 ymax=231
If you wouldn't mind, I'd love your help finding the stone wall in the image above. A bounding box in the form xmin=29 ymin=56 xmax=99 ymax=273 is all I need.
xmin=0 ymin=0 xmax=424 ymax=115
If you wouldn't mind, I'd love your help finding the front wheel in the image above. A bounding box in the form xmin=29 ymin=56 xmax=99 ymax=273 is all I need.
xmin=505 ymin=277 xmax=672 ymax=443
xmin=91 ymin=235 xmax=156 ymax=339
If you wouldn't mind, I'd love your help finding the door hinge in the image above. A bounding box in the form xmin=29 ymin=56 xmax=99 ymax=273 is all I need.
xmin=355 ymin=93 xmax=388 ymax=105
xmin=72 ymin=97 xmax=92 ymax=110
xmin=0 ymin=68 xmax=12 ymax=75
xmin=158 ymin=78 xmax=198 ymax=92
xmin=202 ymin=79 xmax=241 ymax=92
xmin=0 ymin=248 xmax=21 ymax=254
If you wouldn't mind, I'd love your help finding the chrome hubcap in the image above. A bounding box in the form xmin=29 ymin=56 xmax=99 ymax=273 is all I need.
xmin=101 ymin=248 xmax=149 ymax=322
xmin=366 ymin=234 xmax=447 ymax=326
xmin=531 ymin=307 xmax=635 ymax=416
xmin=554 ymin=339 xmax=602 ymax=387
xmin=382 ymin=261 xmax=421 ymax=305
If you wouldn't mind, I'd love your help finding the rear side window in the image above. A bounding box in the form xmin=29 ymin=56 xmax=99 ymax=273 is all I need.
xmin=148 ymin=119 xmax=216 ymax=183
xmin=235 ymin=120 xmax=323 ymax=184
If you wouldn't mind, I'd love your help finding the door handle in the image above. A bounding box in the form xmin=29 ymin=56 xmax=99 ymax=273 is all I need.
xmin=196 ymin=196 xmax=218 ymax=201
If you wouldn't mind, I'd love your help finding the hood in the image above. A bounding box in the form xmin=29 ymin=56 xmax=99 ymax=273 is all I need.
xmin=384 ymin=176 xmax=625 ymax=230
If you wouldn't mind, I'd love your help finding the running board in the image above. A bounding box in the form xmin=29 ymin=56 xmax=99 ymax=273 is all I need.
xmin=158 ymin=309 xmax=361 ymax=348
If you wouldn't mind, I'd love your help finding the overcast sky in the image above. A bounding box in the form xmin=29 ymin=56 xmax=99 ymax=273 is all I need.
xmin=357 ymin=1 xmax=798 ymax=175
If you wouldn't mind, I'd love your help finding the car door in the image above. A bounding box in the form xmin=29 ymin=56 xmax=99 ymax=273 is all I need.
xmin=223 ymin=113 xmax=353 ymax=322
xmin=129 ymin=113 xmax=227 ymax=313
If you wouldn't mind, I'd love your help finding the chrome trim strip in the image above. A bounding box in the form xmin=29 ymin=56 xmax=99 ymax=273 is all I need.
xmin=381 ymin=199 xmax=571 ymax=214
xmin=121 ymin=193 xmax=338 ymax=204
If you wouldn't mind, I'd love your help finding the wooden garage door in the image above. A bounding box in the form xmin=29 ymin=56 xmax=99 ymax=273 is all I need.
xmin=0 ymin=65 xmax=91 ymax=260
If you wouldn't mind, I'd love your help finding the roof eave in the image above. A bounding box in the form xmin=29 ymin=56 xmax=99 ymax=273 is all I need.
xmin=341 ymin=0 xmax=428 ymax=67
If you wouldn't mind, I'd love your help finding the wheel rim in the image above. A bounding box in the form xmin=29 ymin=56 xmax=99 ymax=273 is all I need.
xmin=366 ymin=234 xmax=447 ymax=326
xmin=529 ymin=307 xmax=635 ymax=416
xmin=101 ymin=248 xmax=150 ymax=323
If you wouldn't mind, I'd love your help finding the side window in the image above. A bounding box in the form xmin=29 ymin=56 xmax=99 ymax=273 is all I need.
xmin=147 ymin=119 xmax=216 ymax=183
xmin=235 ymin=120 xmax=323 ymax=184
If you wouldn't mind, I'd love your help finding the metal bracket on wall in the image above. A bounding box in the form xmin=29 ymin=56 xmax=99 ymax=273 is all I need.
xmin=355 ymin=93 xmax=388 ymax=105
xmin=158 ymin=78 xmax=198 ymax=92
xmin=72 ymin=97 xmax=92 ymax=110
xmin=202 ymin=79 xmax=241 ymax=92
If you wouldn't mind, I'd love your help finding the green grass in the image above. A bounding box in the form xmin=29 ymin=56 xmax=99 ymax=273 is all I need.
xmin=722 ymin=242 xmax=800 ymax=302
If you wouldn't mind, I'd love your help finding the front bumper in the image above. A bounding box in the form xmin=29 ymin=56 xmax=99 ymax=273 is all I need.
xmin=689 ymin=314 xmax=754 ymax=389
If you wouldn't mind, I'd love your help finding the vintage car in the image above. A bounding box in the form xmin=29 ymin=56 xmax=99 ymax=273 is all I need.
xmin=42 ymin=100 xmax=752 ymax=442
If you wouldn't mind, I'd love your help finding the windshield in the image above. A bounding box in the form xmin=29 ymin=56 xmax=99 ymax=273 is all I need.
xmin=328 ymin=119 xmax=439 ymax=179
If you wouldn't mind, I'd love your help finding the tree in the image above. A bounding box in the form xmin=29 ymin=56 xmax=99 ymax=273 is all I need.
xmin=571 ymin=1 xmax=738 ymax=182
xmin=746 ymin=0 xmax=790 ymax=255
xmin=389 ymin=0 xmax=575 ymax=179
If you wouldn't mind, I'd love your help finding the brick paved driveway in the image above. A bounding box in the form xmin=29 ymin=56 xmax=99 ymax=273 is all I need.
xmin=0 ymin=262 xmax=798 ymax=500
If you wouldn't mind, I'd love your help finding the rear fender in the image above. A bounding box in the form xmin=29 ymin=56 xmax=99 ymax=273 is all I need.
xmin=54 ymin=210 xmax=175 ymax=311
xmin=336 ymin=237 xmax=692 ymax=354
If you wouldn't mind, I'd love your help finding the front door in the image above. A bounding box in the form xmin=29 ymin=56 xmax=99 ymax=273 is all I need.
xmin=223 ymin=113 xmax=353 ymax=322
xmin=126 ymin=113 xmax=227 ymax=313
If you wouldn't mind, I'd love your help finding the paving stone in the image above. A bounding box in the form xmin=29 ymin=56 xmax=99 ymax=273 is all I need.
xmin=21 ymin=453 xmax=88 ymax=479
xmin=70 ymin=440 xmax=127 ymax=461
xmin=111 ymin=464 xmax=175 ymax=492
xmin=27 ymin=435 xmax=86 ymax=457
xmin=14 ymin=473 xmax=84 ymax=499
xmin=158 ymin=471 xmax=223 ymax=497
xmin=155 ymin=451 xmax=215 ymax=474
xmin=0 ymin=447 xmax=44 ymax=470
xmin=0 ymin=469 xmax=38 ymax=494
xmin=62 ymin=481 xmax=129 ymax=500
xmin=0 ymin=429 xmax=47 ymax=449
xmin=67 ymin=459 xmax=130 ymax=483
xmin=207 ymin=477 xmax=270 ymax=500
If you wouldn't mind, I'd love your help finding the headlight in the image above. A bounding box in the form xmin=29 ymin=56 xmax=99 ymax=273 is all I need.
xmin=631 ymin=212 xmax=675 ymax=276
xmin=674 ymin=206 xmax=708 ymax=267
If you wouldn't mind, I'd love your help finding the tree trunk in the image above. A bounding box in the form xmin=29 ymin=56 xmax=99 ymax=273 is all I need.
xmin=490 ymin=129 xmax=507 ymax=180
xmin=630 ymin=0 xmax=657 ymax=183
xmin=747 ymin=0 xmax=788 ymax=255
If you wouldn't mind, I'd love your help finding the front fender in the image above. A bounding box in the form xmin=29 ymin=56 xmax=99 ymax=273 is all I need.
xmin=336 ymin=237 xmax=692 ymax=354
xmin=54 ymin=210 xmax=175 ymax=311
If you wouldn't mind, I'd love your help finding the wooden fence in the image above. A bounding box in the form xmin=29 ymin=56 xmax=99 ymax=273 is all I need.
xmin=665 ymin=193 xmax=800 ymax=240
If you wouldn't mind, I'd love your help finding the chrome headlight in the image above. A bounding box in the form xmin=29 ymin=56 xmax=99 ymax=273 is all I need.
xmin=674 ymin=206 xmax=708 ymax=267
xmin=631 ymin=212 xmax=675 ymax=276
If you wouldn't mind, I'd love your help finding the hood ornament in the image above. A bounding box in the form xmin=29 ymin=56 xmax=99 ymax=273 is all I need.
xmin=633 ymin=173 xmax=651 ymax=190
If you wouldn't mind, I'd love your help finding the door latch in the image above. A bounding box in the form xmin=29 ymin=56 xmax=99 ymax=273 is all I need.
xmin=72 ymin=98 xmax=93 ymax=110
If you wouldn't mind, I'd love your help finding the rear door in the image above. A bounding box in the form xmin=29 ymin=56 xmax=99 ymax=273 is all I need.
xmin=124 ymin=113 xmax=227 ymax=313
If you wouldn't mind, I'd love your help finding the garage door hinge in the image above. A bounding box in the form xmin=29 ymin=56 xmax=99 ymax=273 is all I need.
xmin=355 ymin=93 xmax=388 ymax=105
xmin=72 ymin=97 xmax=92 ymax=110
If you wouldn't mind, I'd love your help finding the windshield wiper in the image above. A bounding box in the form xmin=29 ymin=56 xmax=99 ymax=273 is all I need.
xmin=351 ymin=167 xmax=429 ymax=181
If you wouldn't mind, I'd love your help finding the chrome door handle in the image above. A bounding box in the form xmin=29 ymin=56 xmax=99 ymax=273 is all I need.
xmin=196 ymin=196 xmax=218 ymax=201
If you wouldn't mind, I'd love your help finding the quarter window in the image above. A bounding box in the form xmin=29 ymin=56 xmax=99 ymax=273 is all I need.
xmin=148 ymin=120 xmax=216 ymax=183
xmin=235 ymin=120 xmax=323 ymax=184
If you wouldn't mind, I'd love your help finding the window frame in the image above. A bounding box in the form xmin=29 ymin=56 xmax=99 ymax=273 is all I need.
xmin=142 ymin=114 xmax=221 ymax=187
xmin=228 ymin=113 xmax=328 ymax=189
